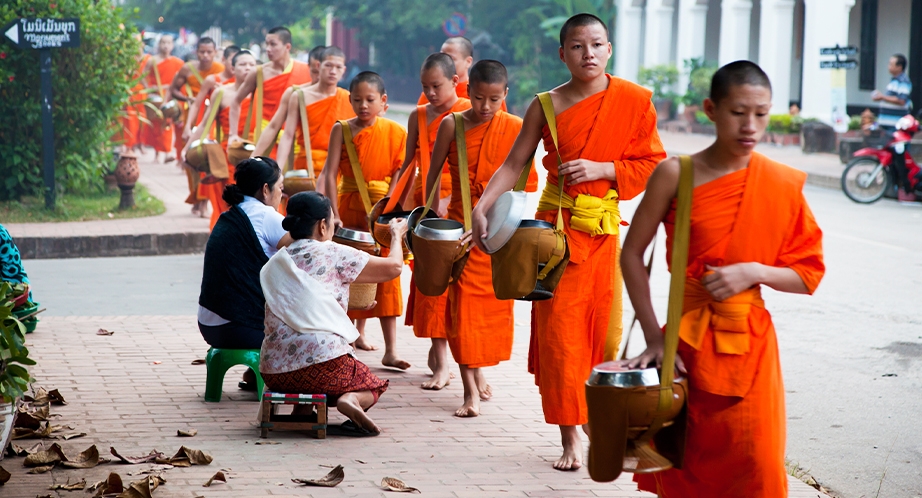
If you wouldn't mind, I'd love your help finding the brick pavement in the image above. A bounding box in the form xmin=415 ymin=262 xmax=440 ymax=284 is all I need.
xmin=2 ymin=315 xmax=830 ymax=497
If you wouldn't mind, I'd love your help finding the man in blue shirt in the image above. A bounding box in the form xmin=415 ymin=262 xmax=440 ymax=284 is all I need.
xmin=872 ymin=54 xmax=916 ymax=201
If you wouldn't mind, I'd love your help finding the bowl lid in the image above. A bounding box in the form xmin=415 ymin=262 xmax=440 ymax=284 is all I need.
xmin=285 ymin=170 xmax=309 ymax=178
xmin=482 ymin=191 xmax=527 ymax=254
xmin=334 ymin=227 xmax=375 ymax=244
xmin=587 ymin=361 xmax=661 ymax=387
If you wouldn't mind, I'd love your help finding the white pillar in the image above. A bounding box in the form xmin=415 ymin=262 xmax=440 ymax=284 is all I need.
xmin=644 ymin=0 xmax=676 ymax=67
xmin=800 ymin=0 xmax=856 ymax=121
xmin=615 ymin=0 xmax=645 ymax=82
xmin=718 ymin=0 xmax=754 ymax=65
xmin=759 ymin=0 xmax=796 ymax=113
xmin=676 ymin=0 xmax=709 ymax=93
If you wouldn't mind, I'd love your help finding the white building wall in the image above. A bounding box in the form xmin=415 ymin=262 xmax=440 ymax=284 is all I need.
xmin=800 ymin=0 xmax=855 ymax=121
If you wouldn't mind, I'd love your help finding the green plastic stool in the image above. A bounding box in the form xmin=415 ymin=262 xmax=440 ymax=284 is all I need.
xmin=204 ymin=348 xmax=265 ymax=402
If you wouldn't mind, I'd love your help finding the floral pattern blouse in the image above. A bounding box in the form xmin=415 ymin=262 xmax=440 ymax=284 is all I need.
xmin=260 ymin=239 xmax=370 ymax=374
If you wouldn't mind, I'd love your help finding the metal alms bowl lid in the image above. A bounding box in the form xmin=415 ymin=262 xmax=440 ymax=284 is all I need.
xmin=482 ymin=190 xmax=528 ymax=254
xmin=285 ymin=169 xmax=309 ymax=178
xmin=334 ymin=227 xmax=375 ymax=244
xmin=189 ymin=138 xmax=218 ymax=148
xmin=414 ymin=218 xmax=464 ymax=240
xmin=586 ymin=361 xmax=661 ymax=388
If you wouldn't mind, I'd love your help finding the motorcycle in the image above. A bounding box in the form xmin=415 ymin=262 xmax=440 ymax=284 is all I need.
xmin=841 ymin=114 xmax=922 ymax=204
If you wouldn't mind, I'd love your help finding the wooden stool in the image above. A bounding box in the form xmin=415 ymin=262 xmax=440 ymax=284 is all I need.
xmin=258 ymin=391 xmax=327 ymax=439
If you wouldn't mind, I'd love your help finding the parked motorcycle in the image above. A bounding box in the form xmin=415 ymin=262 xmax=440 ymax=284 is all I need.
xmin=841 ymin=115 xmax=922 ymax=203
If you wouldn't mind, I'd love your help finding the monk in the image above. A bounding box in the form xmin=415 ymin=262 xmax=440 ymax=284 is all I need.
xmin=416 ymin=37 xmax=506 ymax=112
xmin=181 ymin=45 xmax=241 ymax=144
xmin=183 ymin=50 xmax=256 ymax=230
xmin=317 ymin=71 xmax=410 ymax=371
xmin=227 ymin=26 xmax=311 ymax=156
xmin=308 ymin=45 xmax=326 ymax=83
xmin=622 ymin=61 xmax=824 ymax=497
xmin=116 ymin=34 xmax=148 ymax=153
xmin=471 ymin=14 xmax=666 ymax=470
xmin=140 ymin=35 xmax=184 ymax=163
xmin=276 ymin=46 xmax=354 ymax=176
xmin=388 ymin=53 xmax=470 ymax=386
xmin=424 ymin=60 xmax=535 ymax=417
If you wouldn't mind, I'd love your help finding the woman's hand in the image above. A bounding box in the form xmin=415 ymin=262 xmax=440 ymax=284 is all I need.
xmin=332 ymin=216 xmax=343 ymax=231
xmin=362 ymin=300 xmax=378 ymax=311
xmin=389 ymin=217 xmax=408 ymax=238
xmin=702 ymin=263 xmax=762 ymax=301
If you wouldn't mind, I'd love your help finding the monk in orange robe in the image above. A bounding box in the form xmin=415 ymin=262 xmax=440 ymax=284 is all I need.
xmin=317 ymin=71 xmax=410 ymax=371
xmin=116 ymin=38 xmax=148 ymax=152
xmin=472 ymin=14 xmax=665 ymax=470
xmin=416 ymin=37 xmax=507 ymax=112
xmin=389 ymin=53 xmax=471 ymax=388
xmin=227 ymin=26 xmax=311 ymax=158
xmin=622 ymin=61 xmax=825 ymax=498
xmin=275 ymin=46 xmax=354 ymax=177
xmin=183 ymin=51 xmax=256 ymax=229
xmin=140 ymin=35 xmax=184 ymax=162
xmin=424 ymin=60 xmax=537 ymax=417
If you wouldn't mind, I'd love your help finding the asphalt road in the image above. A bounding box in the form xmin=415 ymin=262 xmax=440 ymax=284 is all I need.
xmin=24 ymin=185 xmax=922 ymax=497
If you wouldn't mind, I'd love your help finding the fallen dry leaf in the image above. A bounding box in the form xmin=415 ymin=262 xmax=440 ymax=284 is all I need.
xmin=60 ymin=432 xmax=87 ymax=440
xmin=110 ymin=447 xmax=164 ymax=465
xmin=97 ymin=328 xmax=115 ymax=336
xmin=253 ymin=440 xmax=280 ymax=445
xmin=190 ymin=359 xmax=206 ymax=365
xmin=292 ymin=464 xmax=344 ymax=487
xmin=176 ymin=429 xmax=197 ymax=437
xmin=381 ymin=476 xmax=421 ymax=493
xmin=61 ymin=444 xmax=100 ymax=469
xmin=202 ymin=471 xmax=226 ymax=487
xmin=169 ymin=446 xmax=212 ymax=466
xmin=24 ymin=443 xmax=66 ymax=466
xmin=49 ymin=478 xmax=86 ymax=491
xmin=12 ymin=422 xmax=54 ymax=439
xmin=117 ymin=475 xmax=165 ymax=498
xmin=15 ymin=404 xmax=50 ymax=428
xmin=27 ymin=465 xmax=55 ymax=474
xmin=90 ymin=472 xmax=124 ymax=497
xmin=47 ymin=389 xmax=67 ymax=405
xmin=0 ymin=465 xmax=10 ymax=484
xmin=6 ymin=441 xmax=43 ymax=457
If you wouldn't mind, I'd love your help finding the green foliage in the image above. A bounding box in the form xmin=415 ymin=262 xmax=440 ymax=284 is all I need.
xmin=848 ymin=115 xmax=862 ymax=131
xmin=695 ymin=110 xmax=711 ymax=125
xmin=0 ymin=282 xmax=34 ymax=404
xmin=682 ymin=57 xmax=716 ymax=107
xmin=638 ymin=64 xmax=679 ymax=104
xmin=0 ymin=0 xmax=139 ymax=201
xmin=0 ymin=184 xmax=164 ymax=222
xmin=768 ymin=114 xmax=804 ymax=134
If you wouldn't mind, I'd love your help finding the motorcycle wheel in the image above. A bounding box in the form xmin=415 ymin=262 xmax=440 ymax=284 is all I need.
xmin=841 ymin=157 xmax=891 ymax=203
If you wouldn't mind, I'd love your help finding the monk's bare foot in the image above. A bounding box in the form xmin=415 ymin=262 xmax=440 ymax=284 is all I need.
xmin=381 ymin=354 xmax=410 ymax=370
xmin=355 ymin=337 xmax=379 ymax=351
xmin=336 ymin=394 xmax=381 ymax=434
xmin=421 ymin=369 xmax=451 ymax=390
xmin=454 ymin=393 xmax=480 ymax=418
xmin=474 ymin=369 xmax=492 ymax=401
xmin=554 ymin=426 xmax=583 ymax=471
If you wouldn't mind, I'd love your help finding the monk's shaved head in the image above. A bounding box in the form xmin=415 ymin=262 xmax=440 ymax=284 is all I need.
xmin=223 ymin=45 xmax=241 ymax=60
xmin=559 ymin=13 xmax=608 ymax=47
xmin=309 ymin=45 xmax=326 ymax=62
xmin=443 ymin=37 xmax=473 ymax=58
xmin=322 ymin=46 xmax=346 ymax=62
xmin=709 ymin=60 xmax=772 ymax=104
xmin=469 ymin=60 xmax=507 ymax=87
xmin=422 ymin=53 xmax=456 ymax=80
xmin=267 ymin=26 xmax=292 ymax=46
xmin=350 ymin=71 xmax=386 ymax=94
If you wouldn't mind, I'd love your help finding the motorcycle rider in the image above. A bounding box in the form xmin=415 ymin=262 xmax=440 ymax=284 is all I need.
xmin=872 ymin=54 xmax=916 ymax=202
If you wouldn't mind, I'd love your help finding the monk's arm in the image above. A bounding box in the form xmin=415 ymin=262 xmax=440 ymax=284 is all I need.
xmin=613 ymin=101 xmax=667 ymax=200
xmin=621 ymin=159 xmax=685 ymax=373
xmin=228 ymin=71 xmax=257 ymax=143
xmin=387 ymin=109 xmax=420 ymax=201
xmin=354 ymin=220 xmax=407 ymax=284
xmin=181 ymin=99 xmax=217 ymax=158
xmin=320 ymin=123 xmax=344 ymax=224
xmin=252 ymin=87 xmax=295 ymax=156
xmin=425 ymin=116 xmax=456 ymax=201
xmin=274 ymin=96 xmax=302 ymax=169
xmin=182 ymin=77 xmax=217 ymax=140
xmin=169 ymin=66 xmax=190 ymax=102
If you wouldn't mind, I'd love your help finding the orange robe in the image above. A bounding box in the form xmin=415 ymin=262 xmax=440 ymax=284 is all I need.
xmin=248 ymin=60 xmax=311 ymax=151
xmin=635 ymin=153 xmax=825 ymax=497
xmin=338 ymin=118 xmax=407 ymax=320
xmin=180 ymin=63 xmax=226 ymax=203
xmin=203 ymin=87 xmax=250 ymax=230
xmin=443 ymin=111 xmax=525 ymax=368
xmin=529 ymin=75 xmax=666 ymax=426
xmin=140 ymin=56 xmax=184 ymax=152
xmin=416 ymin=81 xmax=508 ymax=112
xmin=406 ymin=98 xmax=471 ymax=339
xmin=116 ymin=54 xmax=149 ymax=149
xmin=293 ymin=88 xmax=356 ymax=177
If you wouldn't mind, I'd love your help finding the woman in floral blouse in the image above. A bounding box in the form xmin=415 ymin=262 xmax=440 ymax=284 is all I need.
xmin=259 ymin=191 xmax=406 ymax=436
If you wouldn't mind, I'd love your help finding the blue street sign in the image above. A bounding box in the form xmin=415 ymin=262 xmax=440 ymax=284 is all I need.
xmin=443 ymin=12 xmax=468 ymax=37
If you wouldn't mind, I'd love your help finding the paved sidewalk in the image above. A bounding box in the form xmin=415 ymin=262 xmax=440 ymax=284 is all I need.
xmin=1 ymin=315 xmax=830 ymax=497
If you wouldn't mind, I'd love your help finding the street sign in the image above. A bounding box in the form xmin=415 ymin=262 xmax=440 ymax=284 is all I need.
xmin=820 ymin=45 xmax=858 ymax=56
xmin=821 ymin=60 xmax=858 ymax=70
xmin=442 ymin=12 xmax=467 ymax=37
xmin=2 ymin=18 xmax=82 ymax=209
xmin=3 ymin=18 xmax=80 ymax=50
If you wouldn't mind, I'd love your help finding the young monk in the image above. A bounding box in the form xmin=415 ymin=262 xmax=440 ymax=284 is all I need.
xmin=416 ymin=37 xmax=506 ymax=112
xmin=317 ymin=71 xmax=410 ymax=371
xmin=623 ymin=61 xmax=825 ymax=497
xmin=183 ymin=50 xmax=257 ymax=230
xmin=116 ymin=35 xmax=148 ymax=153
xmin=470 ymin=14 xmax=666 ymax=470
xmin=308 ymin=45 xmax=326 ymax=83
xmin=181 ymin=45 xmax=241 ymax=144
xmin=140 ymin=35 xmax=184 ymax=163
xmin=276 ymin=46 xmax=354 ymax=176
xmin=227 ymin=26 xmax=311 ymax=156
xmin=388 ymin=53 xmax=471 ymax=387
xmin=424 ymin=60 xmax=535 ymax=417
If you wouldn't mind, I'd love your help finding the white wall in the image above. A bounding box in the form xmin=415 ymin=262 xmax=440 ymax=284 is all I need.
xmin=845 ymin=0 xmax=911 ymax=109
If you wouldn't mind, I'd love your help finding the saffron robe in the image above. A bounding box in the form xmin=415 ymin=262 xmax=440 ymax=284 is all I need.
xmin=203 ymin=88 xmax=250 ymax=230
xmin=635 ymin=153 xmax=824 ymax=497
xmin=181 ymin=63 xmax=226 ymax=203
xmin=116 ymin=54 xmax=150 ymax=149
xmin=443 ymin=111 xmax=524 ymax=368
xmin=406 ymin=98 xmax=471 ymax=339
xmin=140 ymin=56 xmax=184 ymax=152
xmin=529 ymin=75 xmax=666 ymax=426
xmin=249 ymin=60 xmax=311 ymax=148
xmin=293 ymin=88 xmax=356 ymax=177
xmin=416 ymin=81 xmax=508 ymax=112
xmin=338 ymin=118 xmax=407 ymax=320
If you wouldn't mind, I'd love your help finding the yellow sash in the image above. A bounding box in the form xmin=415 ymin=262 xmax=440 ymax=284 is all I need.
xmin=537 ymin=184 xmax=623 ymax=236
xmin=340 ymin=176 xmax=391 ymax=207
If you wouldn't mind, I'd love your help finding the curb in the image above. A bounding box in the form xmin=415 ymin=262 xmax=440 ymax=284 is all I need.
xmin=804 ymin=172 xmax=842 ymax=191
xmin=16 ymin=232 xmax=209 ymax=260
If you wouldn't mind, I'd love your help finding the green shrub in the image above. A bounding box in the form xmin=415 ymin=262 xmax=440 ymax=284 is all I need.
xmin=0 ymin=0 xmax=139 ymax=201
xmin=681 ymin=58 xmax=717 ymax=107
xmin=767 ymin=114 xmax=804 ymax=134
xmin=695 ymin=110 xmax=711 ymax=125
xmin=848 ymin=115 xmax=862 ymax=131
xmin=1 ymin=282 xmax=34 ymax=403
xmin=638 ymin=64 xmax=679 ymax=104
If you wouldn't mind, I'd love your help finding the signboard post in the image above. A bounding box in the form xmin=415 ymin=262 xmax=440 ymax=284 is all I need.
xmin=819 ymin=44 xmax=858 ymax=133
xmin=3 ymin=17 xmax=81 ymax=209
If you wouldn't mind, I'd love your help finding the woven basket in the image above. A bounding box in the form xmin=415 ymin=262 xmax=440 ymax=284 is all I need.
xmin=348 ymin=283 xmax=377 ymax=310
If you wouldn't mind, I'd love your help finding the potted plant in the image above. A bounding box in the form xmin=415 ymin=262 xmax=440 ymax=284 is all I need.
xmin=638 ymin=64 xmax=679 ymax=122
xmin=681 ymin=58 xmax=717 ymax=124
xmin=0 ymin=282 xmax=35 ymax=459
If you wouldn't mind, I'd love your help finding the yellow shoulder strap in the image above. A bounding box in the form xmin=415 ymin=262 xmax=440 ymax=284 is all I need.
xmin=340 ymin=119 xmax=373 ymax=215
xmin=513 ymin=158 xmax=534 ymax=192
xmin=253 ymin=66 xmax=265 ymax=142
xmin=187 ymin=62 xmax=203 ymax=85
xmin=453 ymin=112 xmax=473 ymax=231
xmin=417 ymin=105 xmax=432 ymax=203
xmin=297 ymin=87 xmax=314 ymax=177
xmin=536 ymin=92 xmax=564 ymax=232
xmin=200 ymin=88 xmax=223 ymax=141
xmin=152 ymin=59 xmax=164 ymax=99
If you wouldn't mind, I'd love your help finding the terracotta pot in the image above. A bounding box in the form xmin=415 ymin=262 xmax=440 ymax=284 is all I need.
xmin=115 ymin=152 xmax=139 ymax=187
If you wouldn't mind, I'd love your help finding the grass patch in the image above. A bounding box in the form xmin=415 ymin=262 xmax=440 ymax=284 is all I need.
xmin=0 ymin=184 xmax=165 ymax=223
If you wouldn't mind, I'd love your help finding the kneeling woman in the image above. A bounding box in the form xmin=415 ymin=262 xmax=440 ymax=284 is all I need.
xmin=259 ymin=191 xmax=406 ymax=435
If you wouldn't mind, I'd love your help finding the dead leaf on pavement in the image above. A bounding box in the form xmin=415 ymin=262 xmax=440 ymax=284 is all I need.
xmin=15 ymin=404 xmax=50 ymax=428
xmin=202 ymin=471 xmax=226 ymax=487
xmin=90 ymin=472 xmax=124 ymax=497
xmin=253 ymin=440 xmax=280 ymax=445
xmin=109 ymin=447 xmax=164 ymax=465
xmin=292 ymin=464 xmax=344 ymax=487
xmin=60 ymin=432 xmax=87 ymax=441
xmin=97 ymin=328 xmax=115 ymax=336
xmin=176 ymin=429 xmax=197 ymax=437
xmin=118 ymin=475 xmax=165 ymax=498
xmin=169 ymin=446 xmax=212 ymax=466
xmin=27 ymin=465 xmax=55 ymax=474
xmin=49 ymin=478 xmax=86 ymax=491
xmin=47 ymin=389 xmax=67 ymax=405
xmin=0 ymin=465 xmax=10 ymax=484
xmin=190 ymin=359 xmax=206 ymax=365
xmin=381 ymin=476 xmax=421 ymax=493
xmin=24 ymin=443 xmax=66 ymax=466
xmin=12 ymin=422 xmax=54 ymax=439
xmin=61 ymin=445 xmax=100 ymax=469
xmin=6 ymin=441 xmax=43 ymax=457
